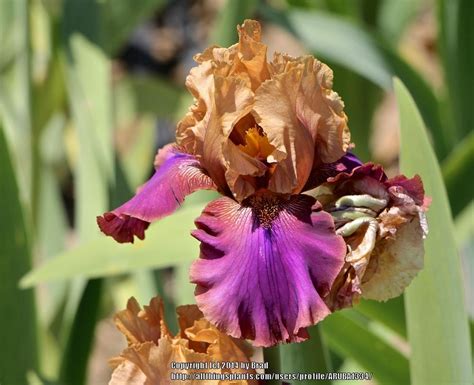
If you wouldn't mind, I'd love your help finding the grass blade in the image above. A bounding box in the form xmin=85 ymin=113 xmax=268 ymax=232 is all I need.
xmin=100 ymin=0 xmax=166 ymax=54
xmin=59 ymin=279 xmax=103 ymax=385
xmin=380 ymin=46 xmax=451 ymax=160
xmin=209 ymin=0 xmax=258 ymax=47
xmin=59 ymin=27 xmax=113 ymax=385
xmin=322 ymin=311 xmax=409 ymax=385
xmin=438 ymin=0 xmax=474 ymax=141
xmin=395 ymin=78 xmax=473 ymax=385
xmin=263 ymin=345 xmax=281 ymax=385
xmin=20 ymin=202 xmax=204 ymax=287
xmin=0 ymin=0 xmax=33 ymax=206
xmin=441 ymin=131 xmax=474 ymax=217
xmin=283 ymin=9 xmax=392 ymax=89
xmin=0 ymin=122 xmax=38 ymax=385
xmin=66 ymin=35 xmax=113 ymax=240
xmin=355 ymin=296 xmax=406 ymax=338
xmin=378 ymin=0 xmax=423 ymax=43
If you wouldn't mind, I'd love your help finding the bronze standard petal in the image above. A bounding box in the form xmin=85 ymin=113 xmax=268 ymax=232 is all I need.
xmin=177 ymin=20 xmax=276 ymax=201
xmin=176 ymin=60 xmax=214 ymax=156
xmin=177 ymin=20 xmax=349 ymax=200
xmin=253 ymin=55 xmax=349 ymax=195
xmin=202 ymin=75 xmax=257 ymax=199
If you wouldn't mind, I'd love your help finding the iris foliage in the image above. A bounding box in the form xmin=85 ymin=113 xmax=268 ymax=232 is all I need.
xmin=0 ymin=0 xmax=472 ymax=384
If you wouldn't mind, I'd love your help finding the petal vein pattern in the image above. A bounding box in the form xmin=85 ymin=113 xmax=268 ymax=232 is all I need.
xmin=190 ymin=194 xmax=346 ymax=346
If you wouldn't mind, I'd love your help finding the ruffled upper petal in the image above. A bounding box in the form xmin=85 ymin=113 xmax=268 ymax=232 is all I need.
xmin=176 ymin=61 xmax=214 ymax=156
xmin=253 ymin=56 xmax=350 ymax=195
xmin=190 ymin=194 xmax=346 ymax=347
xmin=114 ymin=296 xmax=166 ymax=345
xmin=176 ymin=20 xmax=350 ymax=201
xmin=203 ymin=75 xmax=256 ymax=197
xmin=97 ymin=145 xmax=215 ymax=243
xmin=177 ymin=20 xmax=270 ymax=200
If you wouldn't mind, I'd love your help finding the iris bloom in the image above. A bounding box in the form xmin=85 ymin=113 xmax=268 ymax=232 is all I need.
xmin=109 ymin=296 xmax=256 ymax=385
xmin=98 ymin=20 xmax=428 ymax=346
xmin=315 ymin=164 xmax=430 ymax=310
xmin=97 ymin=19 xmax=428 ymax=347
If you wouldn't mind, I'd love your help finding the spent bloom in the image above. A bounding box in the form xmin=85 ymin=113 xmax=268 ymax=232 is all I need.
xmin=109 ymin=296 xmax=256 ymax=385
xmin=316 ymin=164 xmax=430 ymax=310
xmin=97 ymin=20 xmax=429 ymax=347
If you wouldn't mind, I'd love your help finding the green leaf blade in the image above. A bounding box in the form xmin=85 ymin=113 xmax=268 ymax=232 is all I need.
xmin=59 ymin=279 xmax=103 ymax=385
xmin=209 ymin=0 xmax=258 ymax=47
xmin=441 ymin=131 xmax=474 ymax=217
xmin=438 ymin=0 xmax=474 ymax=141
xmin=355 ymin=296 xmax=406 ymax=338
xmin=322 ymin=311 xmax=409 ymax=385
xmin=0 ymin=122 xmax=38 ymax=385
xmin=284 ymin=9 xmax=392 ymax=89
xmin=20 ymin=203 xmax=204 ymax=287
xmin=395 ymin=78 xmax=473 ymax=385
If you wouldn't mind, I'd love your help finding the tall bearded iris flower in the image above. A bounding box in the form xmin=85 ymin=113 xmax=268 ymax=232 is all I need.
xmin=98 ymin=20 xmax=350 ymax=347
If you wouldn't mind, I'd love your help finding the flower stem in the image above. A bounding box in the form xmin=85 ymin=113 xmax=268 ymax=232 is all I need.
xmin=279 ymin=325 xmax=332 ymax=385
xmin=263 ymin=344 xmax=281 ymax=385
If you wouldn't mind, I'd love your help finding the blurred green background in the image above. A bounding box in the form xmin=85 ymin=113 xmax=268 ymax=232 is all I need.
xmin=0 ymin=0 xmax=472 ymax=384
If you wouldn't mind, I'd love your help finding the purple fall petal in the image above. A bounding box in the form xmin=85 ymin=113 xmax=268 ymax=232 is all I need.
xmin=336 ymin=152 xmax=364 ymax=171
xmin=97 ymin=145 xmax=215 ymax=243
xmin=303 ymin=152 xmax=364 ymax=190
xmin=190 ymin=194 xmax=346 ymax=347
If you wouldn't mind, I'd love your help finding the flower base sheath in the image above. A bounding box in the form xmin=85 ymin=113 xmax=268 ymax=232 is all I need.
xmin=97 ymin=19 xmax=429 ymax=347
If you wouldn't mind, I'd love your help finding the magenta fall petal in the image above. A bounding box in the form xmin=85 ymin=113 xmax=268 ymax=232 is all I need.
xmin=303 ymin=152 xmax=364 ymax=190
xmin=97 ymin=146 xmax=215 ymax=243
xmin=190 ymin=194 xmax=346 ymax=347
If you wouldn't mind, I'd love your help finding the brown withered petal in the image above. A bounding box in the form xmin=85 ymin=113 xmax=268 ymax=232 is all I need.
xmin=325 ymin=220 xmax=378 ymax=309
xmin=109 ymin=297 xmax=256 ymax=385
xmin=361 ymin=217 xmax=425 ymax=301
xmin=320 ymin=165 xmax=428 ymax=308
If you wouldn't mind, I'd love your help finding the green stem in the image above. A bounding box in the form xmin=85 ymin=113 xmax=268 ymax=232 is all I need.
xmin=310 ymin=325 xmax=333 ymax=372
xmin=59 ymin=279 xmax=103 ymax=385
xmin=279 ymin=325 xmax=332 ymax=385
xmin=263 ymin=344 xmax=281 ymax=385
